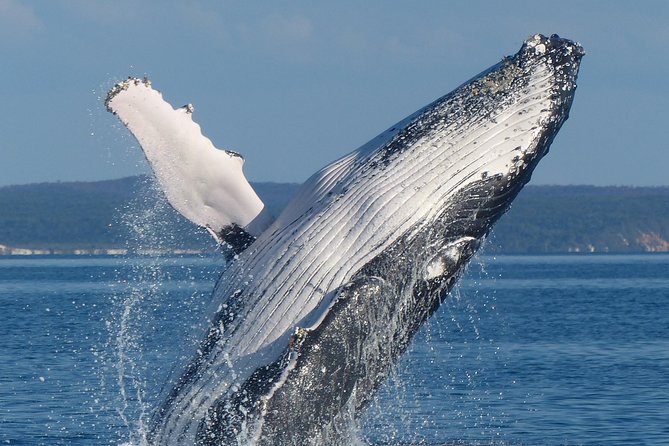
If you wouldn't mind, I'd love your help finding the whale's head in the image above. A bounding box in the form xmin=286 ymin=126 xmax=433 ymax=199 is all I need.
xmin=397 ymin=32 xmax=585 ymax=240
xmin=378 ymin=32 xmax=584 ymax=191
xmin=477 ymin=33 xmax=584 ymax=176
xmin=270 ymin=34 xmax=584 ymax=272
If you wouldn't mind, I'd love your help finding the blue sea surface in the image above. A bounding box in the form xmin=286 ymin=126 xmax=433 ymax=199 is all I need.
xmin=1 ymin=254 xmax=667 ymax=445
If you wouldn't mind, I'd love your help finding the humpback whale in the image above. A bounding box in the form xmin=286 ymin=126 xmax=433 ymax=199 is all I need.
xmin=107 ymin=34 xmax=583 ymax=445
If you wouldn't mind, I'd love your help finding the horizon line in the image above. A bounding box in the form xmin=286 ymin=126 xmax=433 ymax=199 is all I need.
xmin=1 ymin=175 xmax=668 ymax=190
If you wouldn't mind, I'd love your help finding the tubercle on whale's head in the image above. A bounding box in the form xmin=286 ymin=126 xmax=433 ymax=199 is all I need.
xmin=467 ymin=34 xmax=583 ymax=91
xmin=469 ymin=33 xmax=583 ymax=106
xmin=471 ymin=33 xmax=583 ymax=177
xmin=514 ymin=33 xmax=584 ymax=167
xmin=522 ymin=33 xmax=584 ymax=99
xmin=522 ymin=33 xmax=585 ymax=61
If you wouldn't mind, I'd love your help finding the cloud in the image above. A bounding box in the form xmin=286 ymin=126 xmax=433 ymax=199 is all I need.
xmin=261 ymin=13 xmax=313 ymax=43
xmin=173 ymin=1 xmax=230 ymax=45
xmin=61 ymin=0 xmax=141 ymax=23
xmin=0 ymin=0 xmax=42 ymax=36
xmin=236 ymin=12 xmax=315 ymax=57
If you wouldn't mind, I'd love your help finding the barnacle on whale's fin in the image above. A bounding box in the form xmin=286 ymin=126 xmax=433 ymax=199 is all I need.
xmin=106 ymin=78 xmax=274 ymax=247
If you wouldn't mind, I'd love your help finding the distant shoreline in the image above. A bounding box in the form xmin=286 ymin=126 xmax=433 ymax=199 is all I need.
xmin=0 ymin=245 xmax=211 ymax=256
xmin=1 ymin=176 xmax=668 ymax=255
xmin=2 ymin=244 xmax=668 ymax=257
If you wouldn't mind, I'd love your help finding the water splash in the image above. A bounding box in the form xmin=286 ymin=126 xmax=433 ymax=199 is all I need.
xmin=104 ymin=178 xmax=219 ymax=445
xmin=108 ymin=178 xmax=169 ymax=445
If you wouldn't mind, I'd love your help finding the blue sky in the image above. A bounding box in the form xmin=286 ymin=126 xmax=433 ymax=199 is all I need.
xmin=1 ymin=1 xmax=667 ymax=187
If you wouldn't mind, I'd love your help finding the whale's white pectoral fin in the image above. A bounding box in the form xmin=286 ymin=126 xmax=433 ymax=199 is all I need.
xmin=105 ymin=78 xmax=273 ymax=247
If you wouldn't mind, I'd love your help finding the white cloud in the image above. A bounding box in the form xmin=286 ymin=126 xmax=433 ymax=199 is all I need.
xmin=0 ymin=0 xmax=42 ymax=35
xmin=262 ymin=13 xmax=313 ymax=43
xmin=236 ymin=12 xmax=315 ymax=57
xmin=385 ymin=35 xmax=418 ymax=57
xmin=61 ymin=0 xmax=141 ymax=23
xmin=173 ymin=1 xmax=230 ymax=45
xmin=60 ymin=0 xmax=231 ymax=46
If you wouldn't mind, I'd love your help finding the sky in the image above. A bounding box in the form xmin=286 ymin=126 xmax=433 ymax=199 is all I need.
xmin=1 ymin=0 xmax=667 ymax=187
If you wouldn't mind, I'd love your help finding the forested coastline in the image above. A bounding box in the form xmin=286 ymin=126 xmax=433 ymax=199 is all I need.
xmin=1 ymin=177 xmax=667 ymax=254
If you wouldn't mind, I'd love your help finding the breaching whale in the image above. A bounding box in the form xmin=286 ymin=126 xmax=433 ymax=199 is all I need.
xmin=107 ymin=34 xmax=583 ymax=445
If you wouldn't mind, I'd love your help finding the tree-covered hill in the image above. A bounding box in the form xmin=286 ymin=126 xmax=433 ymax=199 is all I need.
xmin=490 ymin=186 xmax=669 ymax=253
xmin=0 ymin=178 xmax=137 ymax=249
xmin=0 ymin=177 xmax=667 ymax=254
xmin=0 ymin=177 xmax=299 ymax=252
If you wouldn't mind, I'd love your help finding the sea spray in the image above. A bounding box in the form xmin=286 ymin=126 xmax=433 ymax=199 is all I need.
xmin=107 ymin=178 xmax=169 ymax=445
xmin=105 ymin=178 xmax=219 ymax=445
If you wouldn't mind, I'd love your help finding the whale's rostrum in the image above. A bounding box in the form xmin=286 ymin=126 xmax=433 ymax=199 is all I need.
xmin=107 ymin=33 xmax=583 ymax=445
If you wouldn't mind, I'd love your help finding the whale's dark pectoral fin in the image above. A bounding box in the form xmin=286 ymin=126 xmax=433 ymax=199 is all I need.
xmin=105 ymin=78 xmax=274 ymax=245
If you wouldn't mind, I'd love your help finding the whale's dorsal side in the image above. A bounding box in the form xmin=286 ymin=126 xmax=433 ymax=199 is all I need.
xmin=105 ymin=78 xmax=273 ymax=250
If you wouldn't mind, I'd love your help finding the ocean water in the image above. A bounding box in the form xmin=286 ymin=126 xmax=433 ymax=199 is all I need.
xmin=1 ymin=253 xmax=667 ymax=445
